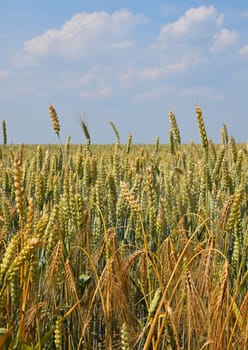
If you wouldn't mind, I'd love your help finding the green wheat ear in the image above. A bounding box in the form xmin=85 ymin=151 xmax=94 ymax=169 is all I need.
xmin=126 ymin=133 xmax=132 ymax=154
xmin=121 ymin=322 xmax=130 ymax=350
xmin=80 ymin=118 xmax=91 ymax=146
xmin=109 ymin=120 xmax=120 ymax=144
xmin=168 ymin=111 xmax=181 ymax=145
xmin=2 ymin=120 xmax=7 ymax=145
xmin=221 ymin=123 xmax=229 ymax=145
xmin=195 ymin=106 xmax=208 ymax=150
xmin=169 ymin=128 xmax=175 ymax=155
xmin=155 ymin=135 xmax=159 ymax=154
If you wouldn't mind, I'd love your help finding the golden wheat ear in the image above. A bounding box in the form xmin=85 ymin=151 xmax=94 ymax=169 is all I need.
xmin=49 ymin=105 xmax=60 ymax=136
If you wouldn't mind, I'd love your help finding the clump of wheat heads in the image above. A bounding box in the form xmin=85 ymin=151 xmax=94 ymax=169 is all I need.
xmin=0 ymin=106 xmax=247 ymax=349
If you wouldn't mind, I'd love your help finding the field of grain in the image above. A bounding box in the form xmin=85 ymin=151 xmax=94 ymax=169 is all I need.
xmin=0 ymin=106 xmax=247 ymax=349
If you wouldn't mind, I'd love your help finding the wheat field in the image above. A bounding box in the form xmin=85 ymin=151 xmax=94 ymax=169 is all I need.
xmin=0 ymin=106 xmax=247 ymax=349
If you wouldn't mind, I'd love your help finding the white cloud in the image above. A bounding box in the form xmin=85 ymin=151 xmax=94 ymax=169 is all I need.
xmin=80 ymin=85 xmax=112 ymax=99
xmin=216 ymin=13 xmax=225 ymax=26
xmin=110 ymin=40 xmax=134 ymax=49
xmin=155 ymin=5 xmax=240 ymax=69
xmin=58 ymin=60 xmax=187 ymax=96
xmin=135 ymin=86 xmax=173 ymax=100
xmin=11 ymin=5 xmax=241 ymax=105
xmin=240 ymin=45 xmax=248 ymax=55
xmin=210 ymin=29 xmax=237 ymax=53
xmin=21 ymin=9 xmax=147 ymax=61
xmin=116 ymin=65 xmax=135 ymax=88
xmin=167 ymin=62 xmax=188 ymax=72
xmin=137 ymin=67 xmax=166 ymax=80
xmin=137 ymin=62 xmax=187 ymax=81
xmin=59 ymin=65 xmax=114 ymax=98
xmin=181 ymin=86 xmax=224 ymax=100
xmin=158 ymin=6 xmax=224 ymax=45
xmin=78 ymin=66 xmax=101 ymax=86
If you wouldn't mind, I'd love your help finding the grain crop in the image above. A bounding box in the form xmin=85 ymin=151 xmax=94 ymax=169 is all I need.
xmin=0 ymin=106 xmax=247 ymax=349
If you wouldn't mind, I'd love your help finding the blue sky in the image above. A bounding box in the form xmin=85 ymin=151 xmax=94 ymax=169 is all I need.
xmin=0 ymin=0 xmax=247 ymax=144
